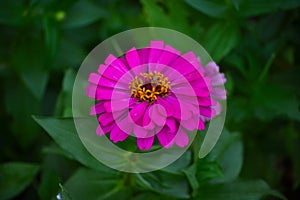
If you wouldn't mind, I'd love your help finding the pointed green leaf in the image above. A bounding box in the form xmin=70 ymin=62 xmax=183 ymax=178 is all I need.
xmin=33 ymin=117 xmax=112 ymax=173
xmin=0 ymin=162 xmax=39 ymax=200
xmin=21 ymin=70 xmax=49 ymax=100
xmin=203 ymin=22 xmax=240 ymax=62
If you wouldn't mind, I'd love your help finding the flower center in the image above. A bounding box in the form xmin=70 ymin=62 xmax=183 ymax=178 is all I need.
xmin=129 ymin=71 xmax=171 ymax=103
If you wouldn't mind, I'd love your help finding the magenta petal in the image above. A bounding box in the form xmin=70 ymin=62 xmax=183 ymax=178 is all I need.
xmin=104 ymin=55 xmax=130 ymax=74
xmin=97 ymin=76 xmax=128 ymax=90
xmin=157 ymin=126 xmax=175 ymax=148
xmin=181 ymin=51 xmax=204 ymax=74
xmin=104 ymin=100 xmax=126 ymax=112
xmin=110 ymin=125 xmax=129 ymax=143
xmin=90 ymin=102 xmax=105 ymax=115
xmin=96 ymin=87 xmax=129 ymax=100
xmin=198 ymin=119 xmax=205 ymax=130
xmin=110 ymin=57 xmax=131 ymax=73
xmin=88 ymin=73 xmax=101 ymax=85
xmin=181 ymin=51 xmax=197 ymax=62
xmin=212 ymin=88 xmax=226 ymax=100
xmin=213 ymin=101 xmax=222 ymax=116
xmin=172 ymin=86 xmax=209 ymax=97
xmin=157 ymin=49 xmax=179 ymax=66
xmin=166 ymin=118 xmax=176 ymax=133
xmin=150 ymin=105 xmax=166 ymax=126
xmin=157 ymin=97 xmax=175 ymax=116
xmin=165 ymin=45 xmax=180 ymax=55
xmin=85 ymin=84 xmax=97 ymax=98
xmin=129 ymin=102 xmax=147 ymax=123
xmin=100 ymin=64 xmax=132 ymax=83
xmin=98 ymin=111 xmax=124 ymax=126
xmin=118 ymin=117 xmax=133 ymax=134
xmin=150 ymin=40 xmax=164 ymax=49
xmin=101 ymin=66 xmax=125 ymax=81
xmin=98 ymin=64 xmax=106 ymax=75
xmin=143 ymin=106 xmax=155 ymax=129
xmin=197 ymin=96 xmax=216 ymax=106
xmin=138 ymin=48 xmax=150 ymax=64
xmin=104 ymin=54 xmax=117 ymax=65
xmin=96 ymin=125 xmax=106 ymax=136
xmin=137 ymin=136 xmax=154 ymax=150
xmin=200 ymin=106 xmax=215 ymax=117
xmin=133 ymin=125 xmax=148 ymax=138
xmin=171 ymin=71 xmax=202 ymax=85
xmin=181 ymin=115 xmax=198 ymax=131
xmin=126 ymin=47 xmax=141 ymax=68
xmin=163 ymin=95 xmax=189 ymax=119
xmin=149 ymin=49 xmax=163 ymax=64
xmin=205 ymin=62 xmax=219 ymax=76
xmin=211 ymin=74 xmax=226 ymax=86
xmin=175 ymin=128 xmax=189 ymax=147
xmin=170 ymin=56 xmax=195 ymax=75
xmin=98 ymin=113 xmax=115 ymax=126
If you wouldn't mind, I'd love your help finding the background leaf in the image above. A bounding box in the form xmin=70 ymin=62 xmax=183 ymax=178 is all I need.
xmin=196 ymin=180 xmax=287 ymax=200
xmin=185 ymin=0 xmax=228 ymax=18
xmin=0 ymin=162 xmax=39 ymax=200
xmin=62 ymin=0 xmax=107 ymax=29
xmin=203 ymin=22 xmax=240 ymax=62
xmin=64 ymin=168 xmax=123 ymax=200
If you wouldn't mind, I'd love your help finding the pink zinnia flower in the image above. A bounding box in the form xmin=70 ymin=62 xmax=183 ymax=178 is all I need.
xmin=86 ymin=41 xmax=226 ymax=150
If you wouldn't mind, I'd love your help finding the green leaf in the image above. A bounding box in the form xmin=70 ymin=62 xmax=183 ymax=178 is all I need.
xmin=43 ymin=16 xmax=61 ymax=63
xmin=55 ymin=69 xmax=76 ymax=117
xmin=207 ymin=129 xmax=243 ymax=182
xmin=64 ymin=168 xmax=123 ymax=200
xmin=0 ymin=1 xmax=24 ymax=26
xmin=12 ymin=38 xmax=48 ymax=100
xmin=0 ymin=162 xmax=39 ymax=200
xmin=38 ymin=169 xmax=61 ymax=200
xmin=33 ymin=117 xmax=112 ymax=173
xmin=196 ymin=161 xmax=224 ymax=184
xmin=203 ymin=22 xmax=240 ymax=62
xmin=136 ymin=170 xmax=190 ymax=198
xmin=196 ymin=180 xmax=287 ymax=200
xmin=253 ymin=84 xmax=300 ymax=121
xmin=163 ymin=150 xmax=191 ymax=172
xmin=62 ymin=0 xmax=107 ymax=29
xmin=58 ymin=183 xmax=72 ymax=200
xmin=183 ymin=164 xmax=199 ymax=191
xmin=141 ymin=0 xmax=195 ymax=37
xmin=237 ymin=0 xmax=300 ymax=17
xmin=185 ymin=0 xmax=228 ymax=18
xmin=21 ymin=70 xmax=49 ymax=100
xmin=42 ymin=143 xmax=74 ymax=160
xmin=55 ymin=38 xmax=86 ymax=69
xmin=132 ymin=193 xmax=165 ymax=200
xmin=5 ymin=82 xmax=40 ymax=147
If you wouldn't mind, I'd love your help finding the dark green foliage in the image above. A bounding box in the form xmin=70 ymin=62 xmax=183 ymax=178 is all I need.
xmin=0 ymin=0 xmax=299 ymax=199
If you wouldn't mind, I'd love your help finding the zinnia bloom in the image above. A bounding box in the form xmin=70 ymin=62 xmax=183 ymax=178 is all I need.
xmin=86 ymin=41 xmax=226 ymax=150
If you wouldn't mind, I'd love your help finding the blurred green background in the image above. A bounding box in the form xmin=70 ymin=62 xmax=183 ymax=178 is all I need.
xmin=0 ymin=0 xmax=300 ymax=199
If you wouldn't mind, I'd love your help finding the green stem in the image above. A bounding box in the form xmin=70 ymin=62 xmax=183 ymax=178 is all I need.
xmin=258 ymin=53 xmax=276 ymax=82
